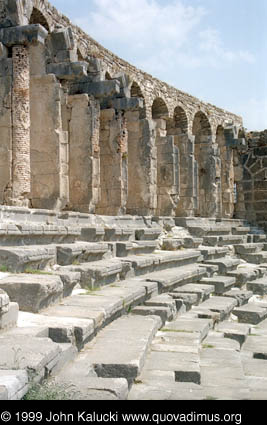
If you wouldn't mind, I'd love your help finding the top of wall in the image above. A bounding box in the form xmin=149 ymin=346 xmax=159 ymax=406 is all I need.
xmin=0 ymin=0 xmax=243 ymax=130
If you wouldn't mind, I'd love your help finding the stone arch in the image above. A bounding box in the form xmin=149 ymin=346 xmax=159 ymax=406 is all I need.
xmin=152 ymin=97 xmax=169 ymax=120
xmin=29 ymin=7 xmax=50 ymax=32
xmin=193 ymin=111 xmax=216 ymax=217
xmin=167 ymin=105 xmax=188 ymax=136
xmin=105 ymin=71 xmax=112 ymax=80
xmin=192 ymin=111 xmax=212 ymax=137
xmin=130 ymin=81 xmax=146 ymax=120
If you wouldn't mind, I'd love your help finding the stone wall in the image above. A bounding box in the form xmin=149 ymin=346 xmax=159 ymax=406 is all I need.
xmin=0 ymin=0 xmax=247 ymax=219
xmin=238 ymin=130 xmax=267 ymax=230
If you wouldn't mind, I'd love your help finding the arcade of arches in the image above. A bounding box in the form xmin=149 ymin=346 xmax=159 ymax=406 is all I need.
xmin=0 ymin=0 xmax=261 ymax=223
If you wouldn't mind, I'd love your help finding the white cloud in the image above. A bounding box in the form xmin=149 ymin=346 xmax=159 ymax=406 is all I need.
xmin=199 ymin=29 xmax=255 ymax=66
xmin=74 ymin=0 xmax=255 ymax=74
xmin=76 ymin=0 xmax=205 ymax=51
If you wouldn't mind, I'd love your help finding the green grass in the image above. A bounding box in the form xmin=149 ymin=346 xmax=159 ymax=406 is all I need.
xmin=202 ymin=344 xmax=215 ymax=349
xmin=23 ymin=380 xmax=70 ymax=401
xmin=0 ymin=265 xmax=8 ymax=273
xmin=24 ymin=269 xmax=53 ymax=276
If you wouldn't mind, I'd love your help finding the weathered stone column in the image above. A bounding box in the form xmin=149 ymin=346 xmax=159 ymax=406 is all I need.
xmin=11 ymin=44 xmax=30 ymax=206
xmin=0 ymin=24 xmax=48 ymax=206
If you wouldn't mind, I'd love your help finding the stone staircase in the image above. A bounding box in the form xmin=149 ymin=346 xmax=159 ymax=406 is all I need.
xmin=1 ymin=208 xmax=267 ymax=399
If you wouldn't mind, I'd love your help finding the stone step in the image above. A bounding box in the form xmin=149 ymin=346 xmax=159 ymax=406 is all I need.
xmin=0 ymin=335 xmax=73 ymax=384
xmin=0 ymin=370 xmax=29 ymax=400
xmin=200 ymin=276 xmax=236 ymax=295
xmin=169 ymin=292 xmax=199 ymax=311
xmin=142 ymin=350 xmax=201 ymax=385
xmin=79 ymin=227 xmax=105 ymax=242
xmin=0 ymin=274 xmax=64 ymax=313
xmin=200 ymin=348 xmax=249 ymax=399
xmin=188 ymin=226 xmax=231 ymax=237
xmin=105 ymin=228 xmax=135 ymax=242
xmin=216 ymin=322 xmax=251 ymax=346
xmin=0 ymin=223 xmax=81 ymax=246
xmin=143 ymin=264 xmax=207 ymax=292
xmin=116 ymin=241 xmax=158 ymax=257
xmin=170 ymin=284 xmax=214 ymax=303
xmin=78 ymin=315 xmax=161 ymax=385
xmin=135 ymin=228 xmax=162 ymax=241
xmin=7 ymin=311 xmax=95 ymax=351
xmin=0 ymin=302 xmax=19 ymax=331
xmin=161 ymin=238 xmax=203 ymax=251
xmin=40 ymin=277 xmax=159 ymax=339
xmin=120 ymin=250 xmax=202 ymax=277
xmin=199 ymin=246 xmax=229 ymax=261
xmin=192 ymin=296 xmax=237 ymax=321
xmin=247 ymin=277 xmax=267 ymax=296
xmin=232 ymin=303 xmax=267 ymax=325
xmin=227 ymin=266 xmax=264 ymax=286
xmin=249 ymin=234 xmax=267 ymax=243
xmin=56 ymin=242 xmax=111 ymax=266
xmin=203 ymin=257 xmax=241 ymax=274
xmin=202 ymin=333 xmax=240 ymax=351
xmin=162 ymin=318 xmax=212 ymax=342
xmin=55 ymin=374 xmax=128 ymax=400
xmin=239 ymin=251 xmax=267 ymax=265
xmin=0 ymin=245 xmax=57 ymax=273
xmin=234 ymin=243 xmax=264 ymax=255
xmin=222 ymin=289 xmax=253 ymax=306
xmin=203 ymin=235 xmax=246 ymax=247
xmin=59 ymin=259 xmax=124 ymax=289
xmin=242 ymin=335 xmax=267 ymax=359
xmin=232 ymin=227 xmax=251 ymax=235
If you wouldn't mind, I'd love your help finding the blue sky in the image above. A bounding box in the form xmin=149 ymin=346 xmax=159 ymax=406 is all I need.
xmin=52 ymin=0 xmax=267 ymax=130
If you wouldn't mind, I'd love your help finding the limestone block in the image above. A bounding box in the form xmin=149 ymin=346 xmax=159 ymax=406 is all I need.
xmin=0 ymin=302 xmax=18 ymax=330
xmin=50 ymin=28 xmax=75 ymax=52
xmin=0 ymin=370 xmax=28 ymax=401
xmin=70 ymin=79 xmax=120 ymax=98
xmin=0 ymin=24 xmax=48 ymax=47
xmin=0 ymin=274 xmax=64 ymax=313
xmin=47 ymin=61 xmax=88 ymax=80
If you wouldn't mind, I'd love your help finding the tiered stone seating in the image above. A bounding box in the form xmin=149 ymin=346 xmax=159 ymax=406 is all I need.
xmin=2 ymin=209 xmax=267 ymax=399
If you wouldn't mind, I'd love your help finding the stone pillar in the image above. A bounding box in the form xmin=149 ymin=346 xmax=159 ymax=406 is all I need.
xmin=68 ymin=94 xmax=101 ymax=213
xmin=175 ymin=134 xmax=195 ymax=217
xmin=126 ymin=112 xmax=157 ymax=216
xmin=11 ymin=44 xmax=30 ymax=206
xmin=96 ymin=108 xmax=128 ymax=215
xmin=154 ymin=119 xmax=179 ymax=216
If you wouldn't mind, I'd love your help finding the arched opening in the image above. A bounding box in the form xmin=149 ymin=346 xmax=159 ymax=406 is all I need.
xmin=152 ymin=98 xmax=179 ymax=216
xmin=233 ymin=128 xmax=247 ymax=219
xmin=105 ymin=72 xmax=112 ymax=80
xmin=216 ymin=125 xmax=235 ymax=218
xmin=29 ymin=8 xmax=50 ymax=32
xmin=193 ymin=111 xmax=214 ymax=217
xmin=126 ymin=82 xmax=151 ymax=214
xmin=166 ymin=107 xmax=195 ymax=217
xmin=130 ymin=81 xmax=146 ymax=119
xmin=152 ymin=97 xmax=169 ymax=120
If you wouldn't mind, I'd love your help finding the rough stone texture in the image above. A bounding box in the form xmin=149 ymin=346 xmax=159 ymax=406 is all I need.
xmin=68 ymin=95 xmax=100 ymax=213
xmin=30 ymin=74 xmax=69 ymax=210
xmin=0 ymin=274 xmax=63 ymax=313
xmin=11 ymin=45 xmax=31 ymax=206
xmin=0 ymin=0 xmax=245 ymax=218
xmin=0 ymin=370 xmax=28 ymax=400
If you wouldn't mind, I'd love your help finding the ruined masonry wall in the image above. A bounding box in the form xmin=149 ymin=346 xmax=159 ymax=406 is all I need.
xmin=12 ymin=45 xmax=31 ymax=204
xmin=239 ymin=131 xmax=267 ymax=230
xmin=29 ymin=0 xmax=242 ymax=133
